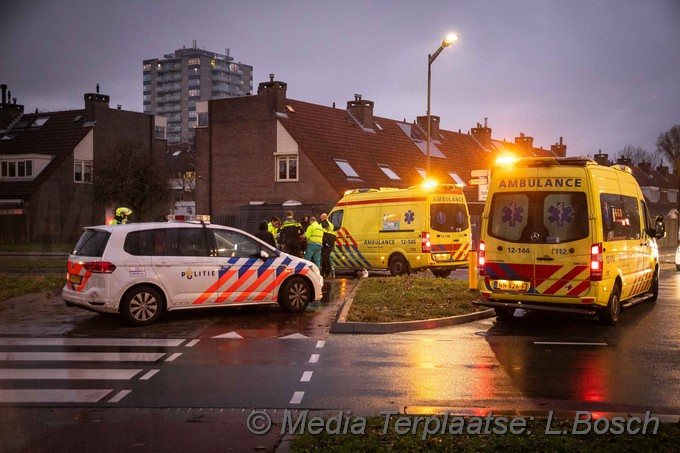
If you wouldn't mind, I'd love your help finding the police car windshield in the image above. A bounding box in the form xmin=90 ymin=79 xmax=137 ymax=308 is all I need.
xmin=488 ymin=192 xmax=589 ymax=244
xmin=430 ymin=203 xmax=469 ymax=232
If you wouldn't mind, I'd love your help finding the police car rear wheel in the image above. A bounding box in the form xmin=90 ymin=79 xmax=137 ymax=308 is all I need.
xmin=121 ymin=286 xmax=163 ymax=326
xmin=389 ymin=255 xmax=410 ymax=276
xmin=279 ymin=277 xmax=311 ymax=313
xmin=598 ymin=284 xmax=620 ymax=326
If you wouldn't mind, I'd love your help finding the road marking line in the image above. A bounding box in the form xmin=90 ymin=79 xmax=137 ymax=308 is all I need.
xmin=212 ymin=332 xmax=244 ymax=339
xmin=301 ymin=371 xmax=313 ymax=382
xmin=309 ymin=354 xmax=320 ymax=363
xmin=139 ymin=369 xmax=160 ymax=380
xmin=0 ymin=368 xmax=141 ymax=380
xmin=107 ymin=390 xmax=132 ymax=403
xmin=164 ymin=353 xmax=182 ymax=362
xmin=185 ymin=339 xmax=200 ymax=347
xmin=280 ymin=333 xmax=310 ymax=339
xmin=0 ymin=352 xmax=165 ymax=362
xmin=290 ymin=391 xmax=304 ymax=404
xmin=534 ymin=341 xmax=608 ymax=346
xmin=0 ymin=389 xmax=112 ymax=403
xmin=316 ymin=341 xmax=325 ymax=348
xmin=0 ymin=338 xmax=184 ymax=347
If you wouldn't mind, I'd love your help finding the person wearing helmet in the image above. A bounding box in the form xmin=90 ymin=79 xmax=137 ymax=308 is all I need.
xmin=112 ymin=207 xmax=132 ymax=224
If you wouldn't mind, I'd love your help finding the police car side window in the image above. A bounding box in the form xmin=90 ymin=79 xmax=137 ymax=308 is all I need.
xmin=212 ymin=230 xmax=260 ymax=259
xmin=165 ymin=228 xmax=210 ymax=257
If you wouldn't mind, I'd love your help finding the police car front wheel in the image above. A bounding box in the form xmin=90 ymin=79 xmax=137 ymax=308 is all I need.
xmin=279 ymin=277 xmax=311 ymax=313
xmin=121 ymin=286 xmax=164 ymax=326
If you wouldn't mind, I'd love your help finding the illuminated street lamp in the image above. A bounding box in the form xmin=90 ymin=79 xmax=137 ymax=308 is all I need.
xmin=426 ymin=33 xmax=458 ymax=179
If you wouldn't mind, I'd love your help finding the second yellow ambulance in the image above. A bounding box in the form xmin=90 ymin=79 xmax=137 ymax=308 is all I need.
xmin=477 ymin=156 xmax=665 ymax=325
xmin=328 ymin=183 xmax=471 ymax=277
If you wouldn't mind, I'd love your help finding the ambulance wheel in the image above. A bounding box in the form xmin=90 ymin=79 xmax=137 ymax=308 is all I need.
xmin=494 ymin=307 xmax=516 ymax=321
xmin=389 ymin=255 xmax=410 ymax=276
xmin=121 ymin=286 xmax=164 ymax=326
xmin=649 ymin=266 xmax=659 ymax=303
xmin=431 ymin=269 xmax=452 ymax=279
xmin=598 ymin=284 xmax=620 ymax=326
xmin=279 ymin=276 xmax=311 ymax=313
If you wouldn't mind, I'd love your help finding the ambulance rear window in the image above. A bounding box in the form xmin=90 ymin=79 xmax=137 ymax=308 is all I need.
xmin=430 ymin=203 xmax=469 ymax=232
xmin=488 ymin=192 xmax=588 ymax=243
xmin=72 ymin=230 xmax=110 ymax=257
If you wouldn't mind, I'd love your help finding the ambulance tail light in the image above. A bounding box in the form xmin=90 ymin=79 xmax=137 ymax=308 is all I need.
xmin=82 ymin=262 xmax=117 ymax=274
xmin=478 ymin=241 xmax=486 ymax=276
xmin=421 ymin=232 xmax=431 ymax=253
xmin=590 ymin=243 xmax=603 ymax=281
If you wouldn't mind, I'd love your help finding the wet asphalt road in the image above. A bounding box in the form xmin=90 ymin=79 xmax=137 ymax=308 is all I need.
xmin=1 ymin=267 xmax=679 ymax=451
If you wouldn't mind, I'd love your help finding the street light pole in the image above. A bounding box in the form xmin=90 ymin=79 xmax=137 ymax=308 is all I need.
xmin=426 ymin=34 xmax=458 ymax=180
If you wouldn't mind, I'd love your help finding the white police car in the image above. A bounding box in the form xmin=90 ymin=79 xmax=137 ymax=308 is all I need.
xmin=63 ymin=216 xmax=323 ymax=326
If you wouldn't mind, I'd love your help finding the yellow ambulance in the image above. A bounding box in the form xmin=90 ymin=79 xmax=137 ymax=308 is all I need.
xmin=327 ymin=183 xmax=471 ymax=277
xmin=477 ymin=156 xmax=665 ymax=325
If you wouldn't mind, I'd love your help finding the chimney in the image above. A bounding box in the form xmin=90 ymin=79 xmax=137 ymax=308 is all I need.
xmin=257 ymin=74 xmax=288 ymax=114
xmin=0 ymin=83 xmax=25 ymax=129
xmin=616 ymin=156 xmax=632 ymax=167
xmin=416 ymin=115 xmax=440 ymax=138
xmin=514 ymin=132 xmax=534 ymax=154
xmin=347 ymin=94 xmax=374 ymax=128
xmin=84 ymin=90 xmax=110 ymax=121
xmin=656 ymin=165 xmax=669 ymax=176
xmin=551 ymin=136 xmax=567 ymax=158
xmin=639 ymin=160 xmax=652 ymax=173
xmin=471 ymin=117 xmax=492 ymax=149
xmin=593 ymin=151 xmax=609 ymax=166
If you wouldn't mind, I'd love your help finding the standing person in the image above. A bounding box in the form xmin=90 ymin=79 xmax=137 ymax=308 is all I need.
xmin=112 ymin=207 xmax=132 ymax=224
xmin=304 ymin=216 xmax=324 ymax=268
xmin=320 ymin=213 xmax=337 ymax=278
xmin=278 ymin=211 xmax=304 ymax=257
xmin=254 ymin=220 xmax=276 ymax=248
xmin=268 ymin=216 xmax=281 ymax=248
xmin=300 ymin=215 xmax=311 ymax=256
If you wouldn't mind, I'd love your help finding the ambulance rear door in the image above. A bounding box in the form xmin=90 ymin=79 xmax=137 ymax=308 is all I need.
xmin=429 ymin=191 xmax=470 ymax=265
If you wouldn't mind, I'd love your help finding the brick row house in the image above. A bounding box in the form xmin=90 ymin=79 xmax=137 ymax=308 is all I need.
xmin=194 ymin=77 xmax=564 ymax=241
xmin=0 ymin=85 xmax=167 ymax=244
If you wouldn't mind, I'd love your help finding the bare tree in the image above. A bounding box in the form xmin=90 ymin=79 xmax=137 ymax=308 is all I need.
xmin=94 ymin=143 xmax=173 ymax=221
xmin=657 ymin=124 xmax=680 ymax=238
xmin=616 ymin=145 xmax=665 ymax=168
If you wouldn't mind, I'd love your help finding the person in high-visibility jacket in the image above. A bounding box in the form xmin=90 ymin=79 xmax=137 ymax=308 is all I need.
xmin=320 ymin=213 xmax=337 ymax=278
xmin=268 ymin=216 xmax=281 ymax=248
xmin=111 ymin=207 xmax=132 ymax=224
xmin=304 ymin=216 xmax=324 ymax=268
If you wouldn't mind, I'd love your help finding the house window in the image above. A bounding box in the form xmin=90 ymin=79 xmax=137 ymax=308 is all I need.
xmin=449 ymin=172 xmax=466 ymax=187
xmin=188 ymin=58 xmax=200 ymax=66
xmin=277 ymin=155 xmax=298 ymax=181
xmin=334 ymin=159 xmax=359 ymax=178
xmin=416 ymin=168 xmax=426 ymax=179
xmin=1 ymin=160 xmax=33 ymax=178
xmin=74 ymin=160 xmax=93 ymax=183
xmin=155 ymin=126 xmax=166 ymax=139
xmin=378 ymin=164 xmax=401 ymax=180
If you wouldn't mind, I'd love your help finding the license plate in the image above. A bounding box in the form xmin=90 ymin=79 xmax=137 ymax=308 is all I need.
xmin=492 ymin=280 xmax=529 ymax=291
xmin=69 ymin=274 xmax=82 ymax=285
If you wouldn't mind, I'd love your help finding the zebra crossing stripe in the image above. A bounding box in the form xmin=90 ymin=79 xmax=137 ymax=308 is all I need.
xmin=0 ymin=368 xmax=142 ymax=380
xmin=0 ymin=352 xmax=165 ymax=362
xmin=0 ymin=389 xmax=113 ymax=403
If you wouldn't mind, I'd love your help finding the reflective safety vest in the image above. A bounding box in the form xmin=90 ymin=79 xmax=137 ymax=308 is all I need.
xmin=305 ymin=221 xmax=324 ymax=244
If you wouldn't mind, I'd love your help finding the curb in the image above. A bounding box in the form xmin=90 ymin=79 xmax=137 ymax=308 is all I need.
xmin=330 ymin=280 xmax=495 ymax=335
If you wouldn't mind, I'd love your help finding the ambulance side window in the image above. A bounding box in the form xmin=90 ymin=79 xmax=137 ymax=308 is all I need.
xmin=329 ymin=210 xmax=343 ymax=230
xmin=600 ymin=193 xmax=640 ymax=242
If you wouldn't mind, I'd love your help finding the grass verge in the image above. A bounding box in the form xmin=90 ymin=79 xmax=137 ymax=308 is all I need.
xmin=0 ymin=243 xmax=72 ymax=253
xmin=346 ymin=277 xmax=484 ymax=323
xmin=290 ymin=414 xmax=680 ymax=452
xmin=0 ymin=259 xmax=67 ymax=269
xmin=0 ymin=274 xmax=64 ymax=302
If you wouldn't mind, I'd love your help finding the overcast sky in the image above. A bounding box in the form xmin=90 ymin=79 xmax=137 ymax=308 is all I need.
xmin=3 ymin=0 xmax=679 ymax=157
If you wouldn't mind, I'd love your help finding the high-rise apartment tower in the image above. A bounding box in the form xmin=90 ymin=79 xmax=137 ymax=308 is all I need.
xmin=143 ymin=40 xmax=253 ymax=143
